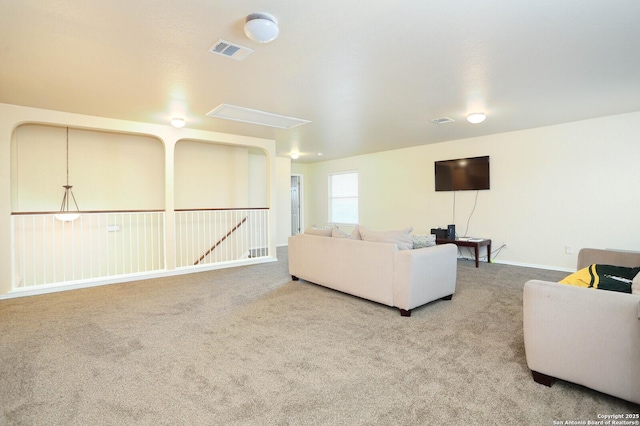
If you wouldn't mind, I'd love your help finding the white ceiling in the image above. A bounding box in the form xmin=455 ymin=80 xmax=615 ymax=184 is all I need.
xmin=2 ymin=1 xmax=640 ymax=163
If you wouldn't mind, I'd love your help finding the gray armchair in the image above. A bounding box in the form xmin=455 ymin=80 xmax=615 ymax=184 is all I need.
xmin=523 ymin=248 xmax=640 ymax=404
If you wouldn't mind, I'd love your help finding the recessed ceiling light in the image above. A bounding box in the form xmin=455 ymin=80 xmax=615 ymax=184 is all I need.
xmin=317 ymin=152 xmax=323 ymax=156
xmin=467 ymin=113 xmax=486 ymax=124
xmin=171 ymin=117 xmax=186 ymax=128
xmin=290 ymin=152 xmax=300 ymax=160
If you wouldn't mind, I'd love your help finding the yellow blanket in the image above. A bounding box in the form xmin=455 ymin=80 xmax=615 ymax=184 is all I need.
xmin=559 ymin=264 xmax=640 ymax=293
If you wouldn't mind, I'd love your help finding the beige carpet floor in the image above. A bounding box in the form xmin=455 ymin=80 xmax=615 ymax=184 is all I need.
xmin=1 ymin=247 xmax=638 ymax=425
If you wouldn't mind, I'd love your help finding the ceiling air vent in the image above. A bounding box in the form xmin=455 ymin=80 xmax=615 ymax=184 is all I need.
xmin=209 ymin=39 xmax=253 ymax=61
xmin=207 ymin=104 xmax=311 ymax=129
xmin=431 ymin=117 xmax=455 ymax=124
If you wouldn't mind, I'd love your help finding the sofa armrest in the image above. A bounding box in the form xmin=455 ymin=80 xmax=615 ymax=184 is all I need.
xmin=577 ymin=248 xmax=640 ymax=270
xmin=523 ymin=280 xmax=640 ymax=404
xmin=392 ymin=243 xmax=457 ymax=311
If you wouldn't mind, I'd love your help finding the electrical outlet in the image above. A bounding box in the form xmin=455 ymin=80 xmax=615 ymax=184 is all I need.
xmin=565 ymin=245 xmax=573 ymax=254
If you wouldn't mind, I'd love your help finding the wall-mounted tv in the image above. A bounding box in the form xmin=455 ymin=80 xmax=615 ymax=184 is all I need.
xmin=435 ymin=156 xmax=490 ymax=191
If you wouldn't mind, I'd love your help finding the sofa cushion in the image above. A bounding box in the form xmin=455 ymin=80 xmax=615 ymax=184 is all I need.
xmin=359 ymin=226 xmax=414 ymax=250
xmin=559 ymin=264 xmax=640 ymax=293
xmin=304 ymin=226 xmax=332 ymax=237
xmin=331 ymin=227 xmax=349 ymax=238
xmin=412 ymin=234 xmax=436 ymax=249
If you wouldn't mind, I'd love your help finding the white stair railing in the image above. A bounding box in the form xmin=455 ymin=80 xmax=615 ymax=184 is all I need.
xmin=11 ymin=211 xmax=165 ymax=289
xmin=11 ymin=208 xmax=270 ymax=291
xmin=174 ymin=208 xmax=269 ymax=268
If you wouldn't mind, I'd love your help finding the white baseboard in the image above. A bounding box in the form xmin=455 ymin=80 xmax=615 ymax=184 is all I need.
xmin=491 ymin=259 xmax=574 ymax=273
xmin=0 ymin=257 xmax=278 ymax=300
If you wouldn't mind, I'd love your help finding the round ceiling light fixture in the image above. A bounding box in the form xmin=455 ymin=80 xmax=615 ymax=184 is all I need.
xmin=171 ymin=117 xmax=186 ymax=128
xmin=244 ymin=12 xmax=279 ymax=43
xmin=467 ymin=113 xmax=486 ymax=124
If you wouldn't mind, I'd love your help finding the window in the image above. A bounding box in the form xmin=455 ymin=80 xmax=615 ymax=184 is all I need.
xmin=329 ymin=171 xmax=358 ymax=224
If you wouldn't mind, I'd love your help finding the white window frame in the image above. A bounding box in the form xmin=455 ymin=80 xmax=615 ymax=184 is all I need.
xmin=328 ymin=171 xmax=358 ymax=225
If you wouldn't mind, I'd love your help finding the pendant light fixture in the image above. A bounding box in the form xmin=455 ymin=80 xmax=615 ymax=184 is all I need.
xmin=55 ymin=127 xmax=81 ymax=222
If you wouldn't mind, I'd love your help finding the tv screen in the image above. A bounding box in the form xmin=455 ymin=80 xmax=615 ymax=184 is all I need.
xmin=435 ymin=156 xmax=490 ymax=191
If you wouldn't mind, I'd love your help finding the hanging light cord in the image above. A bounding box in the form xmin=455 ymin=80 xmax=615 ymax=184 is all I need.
xmin=60 ymin=127 xmax=80 ymax=211
xmin=65 ymin=127 xmax=70 ymax=186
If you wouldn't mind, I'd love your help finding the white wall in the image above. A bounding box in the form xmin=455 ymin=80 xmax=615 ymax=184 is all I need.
xmin=301 ymin=111 xmax=640 ymax=270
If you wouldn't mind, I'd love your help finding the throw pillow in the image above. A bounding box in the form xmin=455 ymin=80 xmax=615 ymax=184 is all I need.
xmin=412 ymin=234 xmax=436 ymax=249
xmin=304 ymin=226 xmax=332 ymax=237
xmin=359 ymin=226 xmax=414 ymax=250
xmin=559 ymin=264 xmax=640 ymax=293
xmin=633 ymin=271 xmax=640 ymax=295
xmin=332 ymin=227 xmax=349 ymax=238
xmin=349 ymin=225 xmax=362 ymax=240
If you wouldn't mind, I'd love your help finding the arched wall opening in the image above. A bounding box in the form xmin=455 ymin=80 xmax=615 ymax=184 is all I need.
xmin=172 ymin=139 xmax=270 ymax=267
xmin=3 ymin=109 xmax=276 ymax=297
xmin=11 ymin=123 xmax=165 ymax=212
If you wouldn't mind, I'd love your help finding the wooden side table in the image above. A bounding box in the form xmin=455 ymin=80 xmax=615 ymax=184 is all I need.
xmin=436 ymin=238 xmax=492 ymax=268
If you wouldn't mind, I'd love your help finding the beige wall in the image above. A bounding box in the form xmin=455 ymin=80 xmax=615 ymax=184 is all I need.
xmin=248 ymin=153 xmax=268 ymax=208
xmin=12 ymin=125 xmax=270 ymax=212
xmin=299 ymin=111 xmax=640 ymax=270
xmin=12 ymin=124 xmax=165 ymax=211
xmin=276 ymin=156 xmax=292 ymax=246
xmin=175 ymin=140 xmax=249 ymax=209
xmin=248 ymin=153 xmax=291 ymax=246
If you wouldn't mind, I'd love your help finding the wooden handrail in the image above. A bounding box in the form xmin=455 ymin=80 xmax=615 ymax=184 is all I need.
xmin=11 ymin=209 xmax=164 ymax=215
xmin=194 ymin=216 xmax=248 ymax=265
xmin=175 ymin=207 xmax=268 ymax=212
xmin=12 ymin=208 xmax=268 ymax=215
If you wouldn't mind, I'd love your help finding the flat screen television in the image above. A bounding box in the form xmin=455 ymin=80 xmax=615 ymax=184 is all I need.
xmin=435 ymin=156 xmax=490 ymax=191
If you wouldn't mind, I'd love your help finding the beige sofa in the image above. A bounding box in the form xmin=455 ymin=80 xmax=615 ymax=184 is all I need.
xmin=523 ymin=248 xmax=640 ymax=405
xmin=288 ymin=233 xmax=457 ymax=316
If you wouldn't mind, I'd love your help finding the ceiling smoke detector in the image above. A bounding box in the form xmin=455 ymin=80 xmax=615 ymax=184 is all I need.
xmin=244 ymin=12 xmax=279 ymax=43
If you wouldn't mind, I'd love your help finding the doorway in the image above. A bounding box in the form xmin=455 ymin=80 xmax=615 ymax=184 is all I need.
xmin=291 ymin=174 xmax=303 ymax=235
